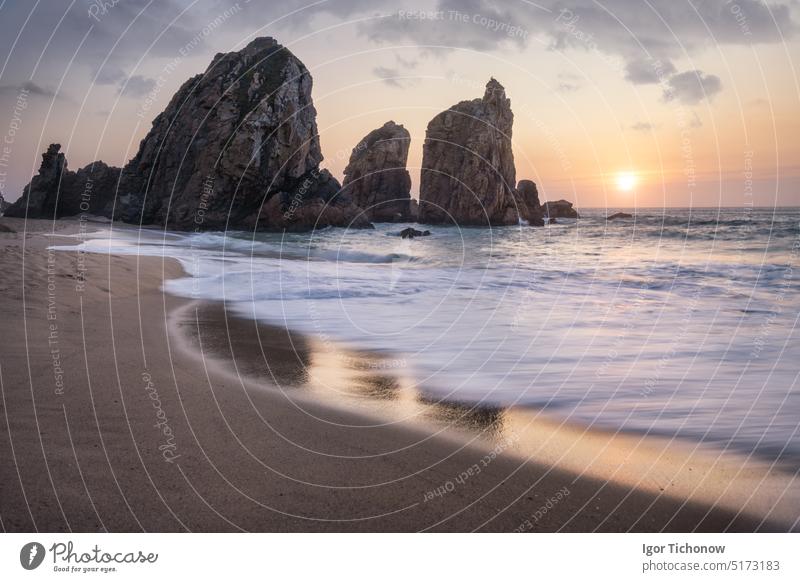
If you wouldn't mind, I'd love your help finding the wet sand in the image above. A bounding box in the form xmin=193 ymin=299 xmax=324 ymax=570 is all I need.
xmin=1 ymin=216 xmax=797 ymax=532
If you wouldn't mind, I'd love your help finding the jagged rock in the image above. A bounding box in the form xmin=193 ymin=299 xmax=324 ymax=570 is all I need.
xmin=0 ymin=191 xmax=10 ymax=214
xmin=399 ymin=227 xmax=430 ymax=239
xmin=114 ymin=37 xmax=369 ymax=230
xmin=514 ymin=179 xmax=544 ymax=226
xmin=65 ymin=161 xmax=123 ymax=217
xmin=543 ymin=199 xmax=579 ymax=219
xmin=341 ymin=121 xmax=413 ymax=222
xmin=515 ymin=179 xmax=540 ymax=209
xmin=419 ymin=79 xmax=520 ymax=226
xmin=4 ymin=144 xmax=66 ymax=218
xmin=257 ymin=168 xmax=372 ymax=231
xmin=4 ymin=144 xmax=120 ymax=218
xmin=607 ymin=212 xmax=633 ymax=220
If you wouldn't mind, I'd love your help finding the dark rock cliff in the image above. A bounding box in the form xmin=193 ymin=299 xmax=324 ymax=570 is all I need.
xmin=4 ymin=144 xmax=120 ymax=218
xmin=419 ymin=79 xmax=520 ymax=226
xmin=514 ymin=179 xmax=544 ymax=226
xmin=341 ymin=121 xmax=413 ymax=222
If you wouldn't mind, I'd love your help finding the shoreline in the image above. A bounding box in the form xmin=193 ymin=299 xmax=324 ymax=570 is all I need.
xmin=169 ymin=300 xmax=800 ymax=530
xmin=1 ymin=217 xmax=797 ymax=532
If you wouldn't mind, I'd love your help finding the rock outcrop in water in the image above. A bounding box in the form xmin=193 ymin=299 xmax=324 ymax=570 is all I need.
xmin=8 ymin=38 xmax=370 ymax=231
xmin=514 ymin=179 xmax=544 ymax=226
xmin=4 ymin=144 xmax=120 ymax=218
xmin=419 ymin=79 xmax=520 ymax=226
xmin=543 ymin=199 xmax=579 ymax=219
xmin=0 ymin=191 xmax=9 ymax=215
xmin=607 ymin=212 xmax=633 ymax=220
xmin=341 ymin=121 xmax=413 ymax=222
xmin=399 ymin=227 xmax=430 ymax=239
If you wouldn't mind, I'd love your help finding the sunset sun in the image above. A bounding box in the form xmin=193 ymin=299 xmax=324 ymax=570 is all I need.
xmin=616 ymin=171 xmax=638 ymax=192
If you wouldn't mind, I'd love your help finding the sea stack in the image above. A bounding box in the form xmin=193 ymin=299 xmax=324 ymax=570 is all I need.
xmin=116 ymin=37 xmax=369 ymax=230
xmin=4 ymin=144 xmax=120 ymax=218
xmin=4 ymin=144 xmax=66 ymax=218
xmin=514 ymin=179 xmax=544 ymax=226
xmin=419 ymin=78 xmax=520 ymax=226
xmin=340 ymin=121 xmax=413 ymax=222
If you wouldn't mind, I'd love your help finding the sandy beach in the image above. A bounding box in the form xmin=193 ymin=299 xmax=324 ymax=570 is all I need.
xmin=0 ymin=217 xmax=797 ymax=532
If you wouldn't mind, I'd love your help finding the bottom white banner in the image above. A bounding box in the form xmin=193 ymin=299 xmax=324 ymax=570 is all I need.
xmin=1 ymin=534 xmax=797 ymax=581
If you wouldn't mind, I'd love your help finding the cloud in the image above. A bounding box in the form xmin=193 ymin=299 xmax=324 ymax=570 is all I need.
xmin=547 ymin=0 xmax=796 ymax=60
xmin=22 ymin=81 xmax=57 ymax=97
xmin=557 ymin=82 xmax=580 ymax=93
xmin=746 ymin=98 xmax=769 ymax=109
xmin=624 ymin=58 xmax=676 ymax=84
xmin=0 ymin=81 xmax=59 ymax=98
xmin=361 ymin=0 xmax=531 ymax=54
xmin=94 ymin=65 xmax=127 ymax=85
xmin=374 ymin=54 xmax=420 ymax=86
xmin=395 ymin=54 xmax=419 ymax=69
xmin=662 ymin=70 xmax=722 ymax=104
xmin=0 ymin=0 xmax=794 ymax=111
xmin=555 ymin=72 xmax=582 ymax=93
xmin=118 ymin=75 xmax=156 ymax=97
xmin=372 ymin=66 xmax=415 ymax=88
xmin=357 ymin=0 xmax=797 ymax=99
xmin=630 ymin=121 xmax=656 ymax=132
xmin=362 ymin=0 xmax=797 ymax=56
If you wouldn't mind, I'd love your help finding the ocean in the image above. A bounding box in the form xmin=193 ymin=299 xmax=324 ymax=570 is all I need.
xmin=57 ymin=207 xmax=800 ymax=468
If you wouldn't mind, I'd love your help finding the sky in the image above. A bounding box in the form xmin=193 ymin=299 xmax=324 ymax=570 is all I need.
xmin=0 ymin=0 xmax=798 ymax=208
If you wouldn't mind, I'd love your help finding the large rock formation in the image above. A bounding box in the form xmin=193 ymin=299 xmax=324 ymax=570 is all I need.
xmin=340 ymin=121 xmax=412 ymax=222
xmin=115 ymin=37 xmax=368 ymax=230
xmin=419 ymin=78 xmax=520 ymax=226
xmin=514 ymin=179 xmax=544 ymax=226
xmin=543 ymin=199 xmax=579 ymax=219
xmin=0 ymin=191 xmax=9 ymax=214
xmin=4 ymin=144 xmax=119 ymax=218
xmin=9 ymin=37 xmax=370 ymax=231
xmin=4 ymin=144 xmax=65 ymax=218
